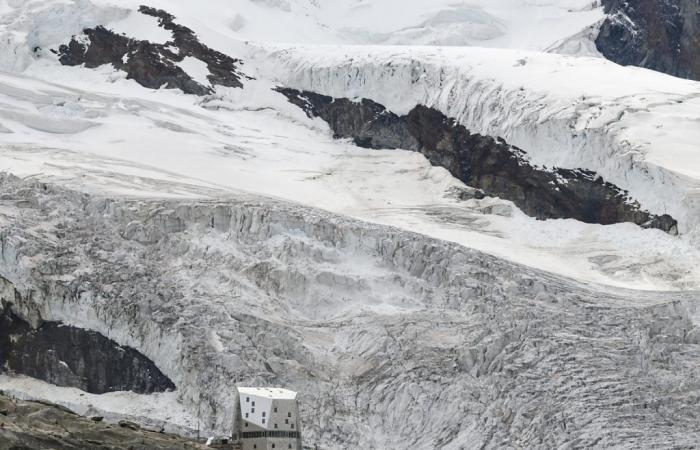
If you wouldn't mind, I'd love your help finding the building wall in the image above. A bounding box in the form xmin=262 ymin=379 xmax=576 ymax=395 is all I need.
xmin=239 ymin=436 xmax=299 ymax=450
xmin=235 ymin=390 xmax=301 ymax=450
xmin=267 ymin=399 xmax=299 ymax=433
xmin=239 ymin=392 xmax=273 ymax=428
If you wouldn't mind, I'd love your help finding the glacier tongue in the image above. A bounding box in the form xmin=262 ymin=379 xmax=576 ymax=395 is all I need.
xmin=1 ymin=174 xmax=699 ymax=449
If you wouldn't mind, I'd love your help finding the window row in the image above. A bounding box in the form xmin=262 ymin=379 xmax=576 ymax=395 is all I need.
xmin=252 ymin=445 xmax=294 ymax=449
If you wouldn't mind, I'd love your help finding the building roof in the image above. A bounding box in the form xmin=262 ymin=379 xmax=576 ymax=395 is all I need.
xmin=237 ymin=386 xmax=297 ymax=400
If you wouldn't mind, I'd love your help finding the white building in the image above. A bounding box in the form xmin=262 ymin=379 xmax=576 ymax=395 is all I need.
xmin=232 ymin=387 xmax=302 ymax=450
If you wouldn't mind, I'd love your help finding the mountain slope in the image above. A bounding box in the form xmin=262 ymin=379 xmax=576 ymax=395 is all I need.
xmin=256 ymin=42 xmax=700 ymax=232
xmin=0 ymin=1 xmax=699 ymax=449
xmin=0 ymin=392 xmax=206 ymax=450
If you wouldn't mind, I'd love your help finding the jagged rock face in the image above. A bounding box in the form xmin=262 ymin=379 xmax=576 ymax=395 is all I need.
xmin=0 ymin=305 xmax=175 ymax=395
xmin=57 ymin=6 xmax=244 ymax=95
xmin=0 ymin=393 xmax=206 ymax=450
xmin=0 ymin=174 xmax=699 ymax=449
xmin=597 ymin=0 xmax=700 ymax=81
xmin=279 ymin=88 xmax=678 ymax=233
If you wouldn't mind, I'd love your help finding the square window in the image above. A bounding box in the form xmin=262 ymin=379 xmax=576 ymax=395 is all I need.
xmin=252 ymin=408 xmax=255 ymax=413
xmin=253 ymin=445 xmax=256 ymax=449
xmin=291 ymin=424 xmax=294 ymax=429
xmin=274 ymin=424 xmax=278 ymax=429
xmin=262 ymin=412 xmax=266 ymax=417
xmin=252 ymin=401 xmax=255 ymax=407
xmin=262 ymin=418 xmax=265 ymax=424
xmin=245 ymin=413 xmax=249 ymax=418
xmin=287 ymin=412 xmax=291 ymax=418
xmin=272 ymin=445 xmax=276 ymax=449
xmin=274 ymin=407 xmax=278 ymax=413
xmin=245 ymin=423 xmax=248 ymax=427
xmin=246 ymin=397 xmax=249 ymax=402
xmin=285 ymin=419 xmax=288 ymax=424
xmin=288 ymin=446 xmax=292 ymax=449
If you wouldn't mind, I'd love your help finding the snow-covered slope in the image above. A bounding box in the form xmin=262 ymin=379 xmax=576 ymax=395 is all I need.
xmin=0 ymin=0 xmax=697 ymax=287
xmin=256 ymin=43 xmax=700 ymax=232
xmin=0 ymin=62 xmax=696 ymax=290
xmin=0 ymin=0 xmax=605 ymax=76
xmin=0 ymin=375 xmax=198 ymax=437
xmin=211 ymin=0 xmax=604 ymax=50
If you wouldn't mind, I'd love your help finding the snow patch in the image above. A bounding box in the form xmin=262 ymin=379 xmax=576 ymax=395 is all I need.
xmin=0 ymin=375 xmax=197 ymax=435
xmin=208 ymin=330 xmax=225 ymax=352
xmin=178 ymin=56 xmax=211 ymax=87
xmin=108 ymin=9 xmax=174 ymax=44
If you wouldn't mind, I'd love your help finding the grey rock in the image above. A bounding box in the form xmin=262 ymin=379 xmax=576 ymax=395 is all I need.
xmin=444 ymin=186 xmax=486 ymax=202
xmin=480 ymin=204 xmax=513 ymax=217
xmin=56 ymin=6 xmax=245 ymax=95
xmin=597 ymin=0 xmax=700 ymax=81
xmin=118 ymin=420 xmax=141 ymax=430
xmin=0 ymin=393 xmax=206 ymax=450
xmin=0 ymin=305 xmax=175 ymax=395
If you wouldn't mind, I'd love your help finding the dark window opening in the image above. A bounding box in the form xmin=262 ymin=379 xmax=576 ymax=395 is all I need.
xmin=274 ymin=407 xmax=278 ymax=412
xmin=287 ymin=412 xmax=291 ymax=417
xmin=291 ymin=424 xmax=294 ymax=429
xmin=245 ymin=413 xmax=249 ymax=418
xmin=262 ymin=412 xmax=266 ymax=417
xmin=274 ymin=423 xmax=278 ymax=429
xmin=246 ymin=397 xmax=249 ymax=402
xmin=285 ymin=419 xmax=289 ymax=424
xmin=238 ymin=431 xmax=300 ymax=439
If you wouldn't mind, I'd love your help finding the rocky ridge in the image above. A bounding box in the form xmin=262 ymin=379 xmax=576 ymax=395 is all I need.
xmin=57 ymin=6 xmax=245 ymax=95
xmin=597 ymin=0 xmax=700 ymax=81
xmin=278 ymin=88 xmax=678 ymax=233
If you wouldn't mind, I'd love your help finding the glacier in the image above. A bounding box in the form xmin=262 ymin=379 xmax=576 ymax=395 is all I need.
xmin=0 ymin=0 xmax=700 ymax=448
xmin=1 ymin=174 xmax=700 ymax=448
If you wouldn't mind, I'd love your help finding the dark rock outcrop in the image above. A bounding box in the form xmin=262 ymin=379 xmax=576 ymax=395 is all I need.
xmin=0 ymin=393 xmax=206 ymax=450
xmin=279 ymin=88 xmax=678 ymax=233
xmin=0 ymin=304 xmax=175 ymax=394
xmin=596 ymin=0 xmax=700 ymax=81
xmin=56 ymin=6 xmax=245 ymax=95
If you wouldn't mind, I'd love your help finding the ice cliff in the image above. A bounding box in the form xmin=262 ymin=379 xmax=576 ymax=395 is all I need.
xmin=1 ymin=174 xmax=699 ymax=448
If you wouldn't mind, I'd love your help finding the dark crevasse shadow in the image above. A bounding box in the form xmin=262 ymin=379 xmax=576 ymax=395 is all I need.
xmin=0 ymin=302 xmax=175 ymax=394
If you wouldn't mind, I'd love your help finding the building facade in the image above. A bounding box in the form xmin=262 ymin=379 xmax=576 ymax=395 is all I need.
xmin=233 ymin=387 xmax=302 ymax=450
